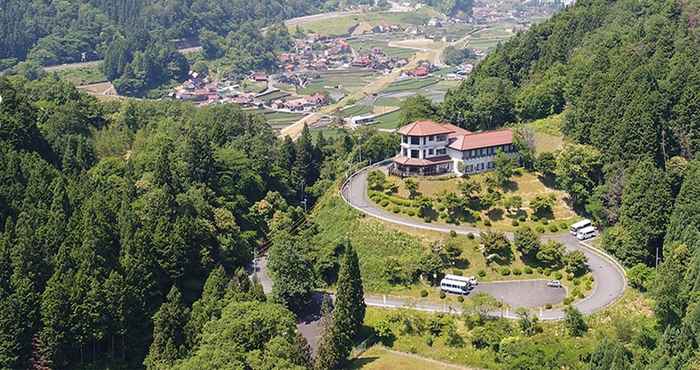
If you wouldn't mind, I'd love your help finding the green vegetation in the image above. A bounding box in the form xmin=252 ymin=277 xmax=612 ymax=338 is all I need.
xmin=52 ymin=65 xmax=107 ymax=86
xmin=0 ymin=75 xmax=390 ymax=369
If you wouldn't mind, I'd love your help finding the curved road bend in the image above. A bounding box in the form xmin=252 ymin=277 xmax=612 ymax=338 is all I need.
xmin=341 ymin=165 xmax=627 ymax=320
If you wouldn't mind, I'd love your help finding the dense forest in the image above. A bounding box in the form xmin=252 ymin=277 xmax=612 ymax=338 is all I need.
xmin=0 ymin=73 xmax=398 ymax=369
xmin=436 ymin=0 xmax=700 ymax=367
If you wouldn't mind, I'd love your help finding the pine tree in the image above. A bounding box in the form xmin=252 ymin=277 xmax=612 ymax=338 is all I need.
xmin=144 ymin=286 xmax=189 ymax=370
xmin=333 ymin=241 xmax=365 ymax=340
xmin=186 ymin=266 xmax=228 ymax=349
xmin=294 ymin=124 xmax=319 ymax=192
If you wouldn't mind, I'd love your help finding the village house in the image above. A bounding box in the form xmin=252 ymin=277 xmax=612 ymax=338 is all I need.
xmin=391 ymin=120 xmax=517 ymax=177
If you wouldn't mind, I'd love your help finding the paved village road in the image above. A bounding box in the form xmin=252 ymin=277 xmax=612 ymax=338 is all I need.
xmin=341 ymin=164 xmax=627 ymax=320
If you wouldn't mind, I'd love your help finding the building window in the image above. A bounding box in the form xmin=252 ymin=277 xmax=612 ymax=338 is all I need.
xmin=410 ymin=136 xmax=420 ymax=145
xmin=437 ymin=134 xmax=447 ymax=141
xmin=436 ymin=148 xmax=447 ymax=156
xmin=428 ymin=149 xmax=434 ymax=155
xmin=402 ymin=148 xmax=407 ymax=156
xmin=429 ymin=135 xmax=434 ymax=141
xmin=410 ymin=149 xmax=419 ymax=158
xmin=402 ymin=136 xmax=408 ymax=144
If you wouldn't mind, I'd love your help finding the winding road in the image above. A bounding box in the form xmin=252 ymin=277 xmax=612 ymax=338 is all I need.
xmin=340 ymin=164 xmax=627 ymax=320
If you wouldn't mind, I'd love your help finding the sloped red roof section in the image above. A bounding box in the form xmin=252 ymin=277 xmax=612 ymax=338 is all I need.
xmin=398 ymin=120 xmax=455 ymax=136
xmin=448 ymin=129 xmax=514 ymax=151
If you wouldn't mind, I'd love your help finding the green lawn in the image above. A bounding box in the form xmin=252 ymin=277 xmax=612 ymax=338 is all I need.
xmin=348 ymin=346 xmax=465 ymax=370
xmin=55 ymin=65 xmax=107 ymax=86
xmin=372 ymin=109 xmax=403 ymax=130
xmin=348 ymin=38 xmax=417 ymax=59
xmin=516 ymin=113 xmax=567 ymax=154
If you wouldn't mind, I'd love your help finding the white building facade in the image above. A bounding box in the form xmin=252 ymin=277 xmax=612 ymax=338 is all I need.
xmin=391 ymin=120 xmax=517 ymax=177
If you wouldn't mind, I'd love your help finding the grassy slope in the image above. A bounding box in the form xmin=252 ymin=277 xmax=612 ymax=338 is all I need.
xmin=311 ymin=188 xmax=589 ymax=300
xmin=356 ymin=288 xmax=653 ymax=370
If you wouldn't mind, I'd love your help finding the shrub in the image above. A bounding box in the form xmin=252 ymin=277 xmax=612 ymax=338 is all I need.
xmin=500 ymin=267 xmax=511 ymax=276
xmin=451 ymin=269 xmax=463 ymax=276
xmin=424 ymin=335 xmax=433 ymax=346
xmin=439 ymin=291 xmax=446 ymax=299
xmin=477 ymin=269 xmax=486 ymax=277
xmin=392 ymin=206 xmax=401 ymax=213
xmin=523 ymin=266 xmax=533 ymax=274
xmin=437 ymin=205 xmax=446 ymax=212
xmin=535 ymin=225 xmax=545 ymax=233
xmin=420 ymin=289 xmax=428 ymax=298
xmin=573 ymin=279 xmax=581 ymax=286
xmin=545 ymin=303 xmax=552 ymax=309
xmin=483 ymin=219 xmax=492 ymax=227
xmin=457 ymin=296 xmax=464 ymax=302
xmin=571 ymin=288 xmax=581 ymax=298
xmin=542 ymin=219 xmax=549 ymax=225
xmin=450 ymin=230 xmax=457 ymax=238
xmin=553 ymin=271 xmax=563 ymax=280
xmin=519 ymin=215 xmax=527 ymax=222
xmin=559 ymin=222 xmax=569 ymax=230
xmin=467 ymin=233 xmax=475 ymax=240
xmin=512 ymin=268 xmax=522 ymax=275
xmin=563 ymin=297 xmax=573 ymax=305
xmin=536 ymin=267 xmax=544 ymax=274
xmin=549 ymin=224 xmax=559 ymax=232
xmin=406 ymin=209 xmax=416 ymax=217
xmin=381 ymin=200 xmax=390 ymax=207
xmin=512 ymin=219 xmax=519 ymax=226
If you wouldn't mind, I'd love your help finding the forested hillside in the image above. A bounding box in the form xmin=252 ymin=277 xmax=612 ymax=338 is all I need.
xmin=0 ymin=73 xmax=397 ymax=369
xmin=439 ymin=0 xmax=700 ymax=367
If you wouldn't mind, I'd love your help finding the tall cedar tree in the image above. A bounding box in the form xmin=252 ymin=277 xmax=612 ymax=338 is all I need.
xmin=664 ymin=160 xmax=700 ymax=250
xmin=618 ymin=159 xmax=672 ymax=265
xmin=333 ymin=241 xmax=366 ymax=340
xmin=314 ymin=298 xmax=347 ymax=370
xmin=144 ymin=286 xmax=189 ymax=370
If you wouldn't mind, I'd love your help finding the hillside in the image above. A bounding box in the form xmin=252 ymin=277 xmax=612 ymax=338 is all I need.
xmin=437 ymin=1 xmax=700 ymax=368
xmin=443 ymin=0 xmax=700 ymax=164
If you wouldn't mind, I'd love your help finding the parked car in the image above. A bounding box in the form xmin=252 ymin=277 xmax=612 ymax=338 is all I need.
xmin=547 ymin=280 xmax=562 ymax=288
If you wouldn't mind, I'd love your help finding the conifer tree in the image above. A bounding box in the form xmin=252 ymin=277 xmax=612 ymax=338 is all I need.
xmin=144 ymin=286 xmax=189 ymax=370
xmin=618 ymin=159 xmax=672 ymax=265
xmin=333 ymin=241 xmax=365 ymax=340
xmin=665 ymin=160 xmax=700 ymax=251
xmin=314 ymin=298 xmax=347 ymax=370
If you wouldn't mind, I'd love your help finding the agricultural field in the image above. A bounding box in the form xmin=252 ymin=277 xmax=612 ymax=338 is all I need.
xmin=372 ymin=109 xmax=403 ymax=130
xmin=299 ymin=69 xmax=380 ymax=96
xmin=252 ymin=108 xmax=306 ymax=129
xmin=381 ymin=76 xmax=441 ymax=94
xmin=292 ymin=9 xmax=437 ymax=36
xmin=347 ymin=36 xmax=417 ymax=59
xmin=466 ymin=24 xmax=517 ymax=51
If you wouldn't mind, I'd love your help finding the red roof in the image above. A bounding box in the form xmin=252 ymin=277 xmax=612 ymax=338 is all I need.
xmin=414 ymin=67 xmax=429 ymax=76
xmin=398 ymin=120 xmax=455 ymax=136
xmin=393 ymin=155 xmax=452 ymax=167
xmin=448 ymin=129 xmax=513 ymax=151
xmin=444 ymin=123 xmax=471 ymax=138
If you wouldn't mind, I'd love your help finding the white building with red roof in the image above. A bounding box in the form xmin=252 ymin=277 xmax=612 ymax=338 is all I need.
xmin=392 ymin=120 xmax=517 ymax=176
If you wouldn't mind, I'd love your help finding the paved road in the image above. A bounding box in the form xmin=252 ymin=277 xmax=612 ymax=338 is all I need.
xmin=340 ymin=164 xmax=627 ymax=320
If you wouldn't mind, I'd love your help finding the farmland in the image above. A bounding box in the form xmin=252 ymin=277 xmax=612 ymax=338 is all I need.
xmin=291 ymin=9 xmax=438 ymax=36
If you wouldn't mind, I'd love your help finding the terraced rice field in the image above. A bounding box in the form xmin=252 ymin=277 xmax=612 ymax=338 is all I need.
xmin=299 ymin=69 xmax=380 ymax=96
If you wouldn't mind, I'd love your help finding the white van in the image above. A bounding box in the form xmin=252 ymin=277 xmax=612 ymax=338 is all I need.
xmin=444 ymin=274 xmax=477 ymax=287
xmin=576 ymin=226 xmax=598 ymax=241
xmin=440 ymin=277 xmax=471 ymax=295
xmin=570 ymin=219 xmax=592 ymax=235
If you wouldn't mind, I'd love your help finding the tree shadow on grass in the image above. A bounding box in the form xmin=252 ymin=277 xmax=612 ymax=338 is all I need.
xmin=487 ymin=208 xmax=504 ymax=221
xmin=502 ymin=180 xmax=519 ymax=192
xmin=454 ymin=258 xmax=471 ymax=270
xmin=538 ymin=174 xmax=557 ymax=189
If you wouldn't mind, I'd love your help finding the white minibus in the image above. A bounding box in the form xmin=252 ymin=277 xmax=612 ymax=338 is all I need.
xmin=576 ymin=226 xmax=598 ymax=241
xmin=570 ymin=219 xmax=592 ymax=235
xmin=440 ymin=277 xmax=471 ymax=295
